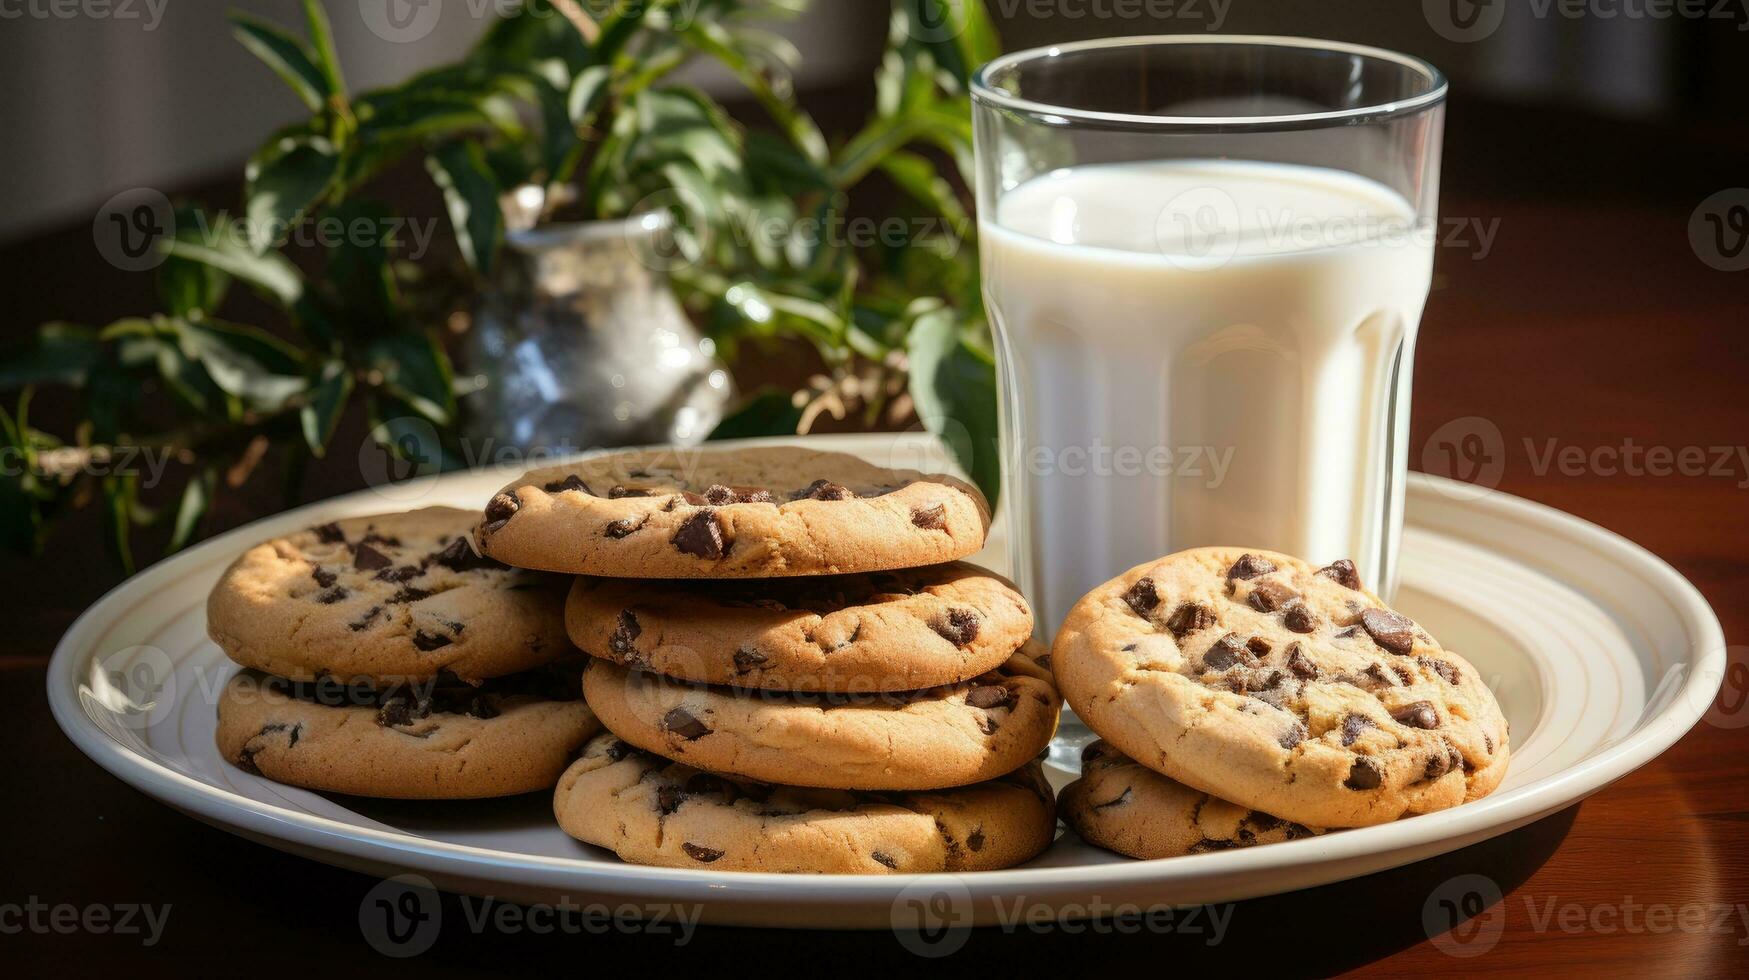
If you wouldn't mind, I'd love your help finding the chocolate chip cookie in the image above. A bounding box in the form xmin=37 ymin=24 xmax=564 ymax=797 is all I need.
xmin=1053 ymin=548 xmax=1509 ymax=828
xmin=565 ymin=562 xmax=1031 ymax=692
xmin=216 ymin=667 xmax=600 ymax=799
xmin=207 ymin=507 xmax=573 ymax=685
xmin=581 ymin=648 xmax=1060 ymax=790
xmin=474 ymin=446 xmax=989 ymax=578
xmin=554 ymin=732 xmax=1056 ymax=873
xmin=1060 ymin=740 xmax=1324 ymax=860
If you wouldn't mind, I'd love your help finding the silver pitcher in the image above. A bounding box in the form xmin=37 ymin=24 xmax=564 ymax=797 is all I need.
xmin=461 ymin=210 xmax=731 ymax=452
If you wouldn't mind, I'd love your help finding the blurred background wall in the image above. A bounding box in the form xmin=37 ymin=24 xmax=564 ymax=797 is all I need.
xmin=3 ymin=0 xmax=1745 ymax=243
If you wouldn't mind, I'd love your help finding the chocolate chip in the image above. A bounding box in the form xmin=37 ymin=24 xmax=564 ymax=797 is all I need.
xmin=1122 ymin=577 xmax=1161 ymax=618
xmin=1282 ymin=600 xmax=1318 ymax=634
xmin=1247 ymin=581 xmax=1298 ymax=612
xmin=1165 ymin=602 xmax=1216 ymax=638
xmin=1392 ymin=701 xmax=1440 ymax=729
xmin=603 ymin=517 xmax=645 ymax=539
xmin=431 ymin=537 xmax=503 ymax=572
xmin=793 ymin=479 xmax=854 ymax=501
xmin=671 ymin=510 xmax=727 ymax=559
xmin=543 ymin=474 xmax=591 ymax=494
xmin=610 ymin=611 xmax=641 ymax=659
xmin=871 ymin=851 xmax=899 ymax=870
xmin=1203 ymin=633 xmax=1254 ymax=672
xmin=684 ymin=773 xmax=734 ymax=801
xmin=1483 ymin=732 xmax=1494 ymax=754
xmin=604 ymin=739 xmax=635 ymax=762
xmin=360 ymin=531 xmax=401 ymax=548
xmin=1423 ymin=751 xmax=1452 ymax=782
xmin=312 ymin=522 xmax=346 ymax=544
xmin=966 ymin=828 xmax=985 ymax=851
xmin=1345 ymin=757 xmax=1383 ymax=790
xmin=352 ymin=543 xmax=392 ymax=572
xmin=978 ymin=715 xmax=1000 ymax=735
xmin=662 ymin=707 xmax=712 ymax=741
xmin=681 ymin=842 xmax=723 ymax=863
xmin=1247 ymin=811 xmax=1282 ymax=832
xmin=910 ymin=502 xmax=947 ymax=530
xmin=1340 ymin=714 xmax=1375 ymax=746
xmin=732 ymin=648 xmax=768 ymax=672
xmin=703 ymin=484 xmax=773 ymax=505
xmin=311 ymin=566 xmax=337 ymax=588
xmin=315 ymin=586 xmax=348 ymax=604
xmin=1285 ymin=643 xmax=1319 ymax=680
xmin=657 ymin=785 xmax=684 ymax=815
xmin=930 ymin=608 xmax=980 ymax=646
xmin=1226 ymin=553 xmax=1276 ymax=581
xmin=413 ymin=630 xmax=451 ymax=651
xmin=483 ymin=491 xmax=520 ymax=532
xmin=376 ymin=564 xmax=422 ymax=584
xmin=1278 ymin=720 xmax=1307 ymax=749
xmin=1420 ymin=657 xmax=1462 ymax=685
xmin=348 ymin=606 xmax=382 ymax=631
xmin=966 ymin=685 xmax=1015 ymax=711
xmin=1317 ymin=559 xmax=1363 ymax=590
xmin=1360 ymin=609 xmax=1416 ymax=655
xmin=389 ymin=586 xmax=431 ymax=604
xmin=607 ymin=485 xmax=653 ymax=498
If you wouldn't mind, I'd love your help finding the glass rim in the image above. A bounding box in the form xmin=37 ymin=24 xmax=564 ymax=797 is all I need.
xmin=971 ymin=35 xmax=1448 ymax=132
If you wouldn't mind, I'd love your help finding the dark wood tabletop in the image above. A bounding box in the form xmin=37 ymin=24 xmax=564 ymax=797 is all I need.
xmin=3 ymin=100 xmax=1747 ymax=975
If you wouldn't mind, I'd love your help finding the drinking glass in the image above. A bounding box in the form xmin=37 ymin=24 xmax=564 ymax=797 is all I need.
xmin=972 ymin=36 xmax=1447 ymax=632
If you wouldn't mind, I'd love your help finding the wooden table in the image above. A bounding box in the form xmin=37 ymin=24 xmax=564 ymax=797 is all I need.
xmin=3 ymin=105 xmax=1747 ymax=974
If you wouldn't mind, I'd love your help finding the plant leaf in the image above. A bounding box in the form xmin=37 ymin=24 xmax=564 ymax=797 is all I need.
xmin=300 ymin=0 xmax=347 ymax=100
xmin=300 ymin=360 xmax=354 ymax=456
xmin=0 ymin=323 xmax=104 ymax=389
xmin=229 ymin=12 xmax=328 ymax=111
xmin=426 ymin=141 xmax=504 ymax=277
xmin=244 ymin=135 xmax=340 ymax=253
xmin=157 ymin=207 xmax=233 ymax=319
xmin=101 ymin=473 xmax=139 ymax=575
xmin=906 ymin=306 xmax=1001 ymax=506
xmin=367 ymin=332 xmax=456 ymax=425
xmin=709 ymin=388 xmax=804 ymax=441
xmin=173 ymin=318 xmax=308 ymax=412
xmin=168 ymin=467 xmax=216 ymax=555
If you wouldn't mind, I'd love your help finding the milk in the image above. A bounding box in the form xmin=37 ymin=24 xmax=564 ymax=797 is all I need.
xmin=981 ymin=160 xmax=1433 ymax=632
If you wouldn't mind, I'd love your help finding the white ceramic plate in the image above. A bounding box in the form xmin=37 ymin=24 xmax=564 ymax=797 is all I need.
xmin=47 ymin=435 xmax=1725 ymax=928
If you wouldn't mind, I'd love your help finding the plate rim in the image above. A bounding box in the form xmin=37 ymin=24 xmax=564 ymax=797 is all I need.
xmin=45 ymin=443 xmax=1727 ymax=908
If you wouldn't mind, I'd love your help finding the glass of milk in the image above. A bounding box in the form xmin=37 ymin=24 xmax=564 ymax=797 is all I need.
xmin=972 ymin=36 xmax=1447 ymax=633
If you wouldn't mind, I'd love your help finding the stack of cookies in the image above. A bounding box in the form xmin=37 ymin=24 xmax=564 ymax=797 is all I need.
xmin=209 ymin=507 xmax=601 ymax=799
xmin=472 ymin=446 xmax=1061 ymax=874
xmin=1054 ymin=547 xmax=1510 ymax=858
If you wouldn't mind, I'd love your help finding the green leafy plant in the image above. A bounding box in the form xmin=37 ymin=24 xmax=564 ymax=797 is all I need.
xmin=1 ymin=0 xmax=1001 ymax=573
